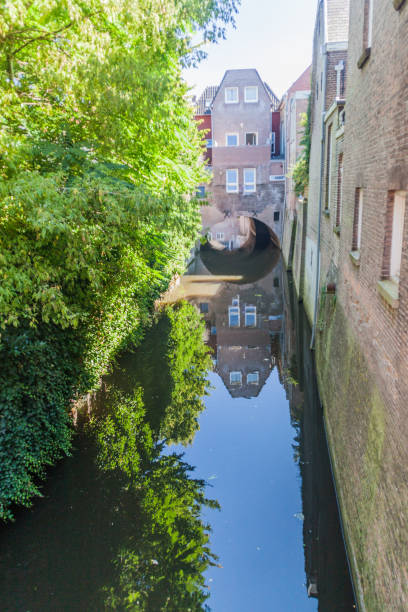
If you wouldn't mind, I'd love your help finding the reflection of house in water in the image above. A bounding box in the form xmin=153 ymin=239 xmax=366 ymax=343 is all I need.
xmin=191 ymin=263 xmax=284 ymax=399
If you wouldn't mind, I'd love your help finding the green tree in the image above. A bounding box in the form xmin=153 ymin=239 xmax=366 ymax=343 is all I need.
xmin=290 ymin=94 xmax=311 ymax=196
xmin=0 ymin=0 xmax=239 ymax=519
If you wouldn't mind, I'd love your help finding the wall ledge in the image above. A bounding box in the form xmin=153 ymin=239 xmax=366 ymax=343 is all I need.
xmin=377 ymin=280 xmax=399 ymax=309
xmin=357 ymin=47 xmax=371 ymax=69
xmin=349 ymin=250 xmax=360 ymax=266
xmin=393 ymin=0 xmax=406 ymax=10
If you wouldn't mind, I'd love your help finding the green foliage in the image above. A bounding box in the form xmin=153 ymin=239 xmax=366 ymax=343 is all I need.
xmin=0 ymin=1 xmax=238 ymax=519
xmin=112 ymin=301 xmax=213 ymax=446
xmin=91 ymin=301 xmax=217 ymax=609
xmin=0 ymin=325 xmax=85 ymax=521
xmin=158 ymin=302 xmax=213 ymax=444
xmin=104 ymin=454 xmax=219 ymax=611
xmin=94 ymin=389 xmax=154 ymax=481
xmin=290 ymin=95 xmax=311 ymax=197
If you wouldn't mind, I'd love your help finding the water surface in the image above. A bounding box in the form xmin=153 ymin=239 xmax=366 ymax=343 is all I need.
xmin=0 ymin=246 xmax=355 ymax=611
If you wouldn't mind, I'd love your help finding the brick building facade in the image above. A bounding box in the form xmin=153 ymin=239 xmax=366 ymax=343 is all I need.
xmin=285 ymin=0 xmax=408 ymax=609
xmin=314 ymin=1 xmax=408 ymax=609
xmin=195 ymin=70 xmax=285 ymax=250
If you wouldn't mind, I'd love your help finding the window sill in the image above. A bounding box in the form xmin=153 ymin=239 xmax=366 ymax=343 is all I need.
xmin=333 ymin=225 xmax=341 ymax=236
xmin=394 ymin=0 xmax=406 ymax=10
xmin=377 ymin=280 xmax=399 ymax=309
xmin=357 ymin=47 xmax=371 ymax=69
xmin=349 ymin=250 xmax=360 ymax=266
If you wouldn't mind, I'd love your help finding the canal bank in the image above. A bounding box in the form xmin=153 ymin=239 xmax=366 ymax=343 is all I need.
xmin=314 ymin=294 xmax=408 ymax=612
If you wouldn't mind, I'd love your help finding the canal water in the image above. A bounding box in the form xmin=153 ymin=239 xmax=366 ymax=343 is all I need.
xmin=0 ymin=245 xmax=355 ymax=611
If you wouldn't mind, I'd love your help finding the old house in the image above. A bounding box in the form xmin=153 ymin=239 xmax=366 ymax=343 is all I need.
xmin=293 ymin=0 xmax=350 ymax=323
xmin=289 ymin=0 xmax=408 ymax=609
xmin=195 ymin=69 xmax=284 ymax=250
xmin=313 ymin=0 xmax=408 ymax=609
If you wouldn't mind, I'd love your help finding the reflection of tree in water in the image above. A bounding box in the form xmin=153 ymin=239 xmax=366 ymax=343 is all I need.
xmin=91 ymin=301 xmax=219 ymax=610
xmin=111 ymin=301 xmax=213 ymax=445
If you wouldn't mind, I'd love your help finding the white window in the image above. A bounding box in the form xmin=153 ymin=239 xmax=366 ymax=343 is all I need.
xmin=247 ymin=372 xmax=259 ymax=384
xmin=243 ymin=168 xmax=256 ymax=194
xmin=390 ymin=191 xmax=406 ymax=283
xmin=271 ymin=132 xmax=276 ymax=154
xmin=228 ymin=306 xmax=240 ymax=327
xmin=226 ymin=133 xmax=239 ymax=146
xmin=244 ymin=86 xmax=258 ymax=103
xmin=357 ymin=189 xmax=363 ymax=250
xmin=367 ymin=0 xmax=374 ymax=48
xmin=245 ymin=305 xmax=256 ymax=327
xmin=225 ymin=87 xmax=238 ymax=104
xmin=226 ymin=169 xmax=238 ymax=193
xmin=216 ymin=232 xmax=224 ymax=241
xmin=230 ymin=371 xmax=242 ymax=385
xmin=245 ymin=132 xmax=257 ymax=146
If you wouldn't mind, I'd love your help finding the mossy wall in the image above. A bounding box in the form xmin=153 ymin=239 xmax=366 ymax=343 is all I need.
xmin=315 ymin=297 xmax=408 ymax=611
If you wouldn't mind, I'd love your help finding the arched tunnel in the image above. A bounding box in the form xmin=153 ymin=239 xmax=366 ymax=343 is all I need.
xmin=199 ymin=217 xmax=281 ymax=283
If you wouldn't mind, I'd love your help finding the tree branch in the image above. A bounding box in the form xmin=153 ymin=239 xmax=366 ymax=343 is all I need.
xmin=11 ymin=20 xmax=76 ymax=57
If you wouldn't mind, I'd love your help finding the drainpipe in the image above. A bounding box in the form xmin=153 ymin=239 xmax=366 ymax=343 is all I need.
xmin=310 ymin=42 xmax=329 ymax=350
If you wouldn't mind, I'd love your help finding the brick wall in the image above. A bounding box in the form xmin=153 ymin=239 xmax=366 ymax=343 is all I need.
xmin=315 ymin=0 xmax=408 ymax=609
xmin=195 ymin=113 xmax=212 ymax=164
xmin=204 ymin=69 xmax=285 ymax=247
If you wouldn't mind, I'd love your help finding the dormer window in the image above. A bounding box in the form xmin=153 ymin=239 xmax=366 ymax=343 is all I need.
xmin=225 ymin=87 xmax=238 ymax=103
xmin=244 ymin=86 xmax=258 ymax=103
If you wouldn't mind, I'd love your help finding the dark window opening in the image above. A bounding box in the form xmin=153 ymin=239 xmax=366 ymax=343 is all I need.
xmin=246 ymin=133 xmax=257 ymax=146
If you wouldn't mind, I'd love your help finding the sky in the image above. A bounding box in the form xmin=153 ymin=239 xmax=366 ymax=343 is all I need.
xmin=183 ymin=0 xmax=317 ymax=100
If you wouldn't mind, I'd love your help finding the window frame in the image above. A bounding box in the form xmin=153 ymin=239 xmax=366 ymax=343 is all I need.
xmin=226 ymin=168 xmax=239 ymax=193
xmin=225 ymin=87 xmax=239 ymax=104
xmin=244 ymin=305 xmax=256 ymax=327
xmin=382 ymin=190 xmax=406 ymax=284
xmin=230 ymin=371 xmax=242 ymax=385
xmin=228 ymin=306 xmax=240 ymax=327
xmin=243 ymin=168 xmax=256 ymax=194
xmin=271 ymin=131 xmax=276 ymax=154
xmin=215 ymin=232 xmax=225 ymax=241
xmin=325 ymin=123 xmax=333 ymax=210
xmin=351 ymin=188 xmax=363 ymax=256
xmin=244 ymin=86 xmax=259 ymax=103
xmin=226 ymin=133 xmax=239 ymax=147
xmin=245 ymin=132 xmax=258 ymax=146
xmin=336 ymin=153 xmax=344 ymax=230
xmin=196 ymin=185 xmax=205 ymax=198
xmin=247 ymin=372 xmax=259 ymax=385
